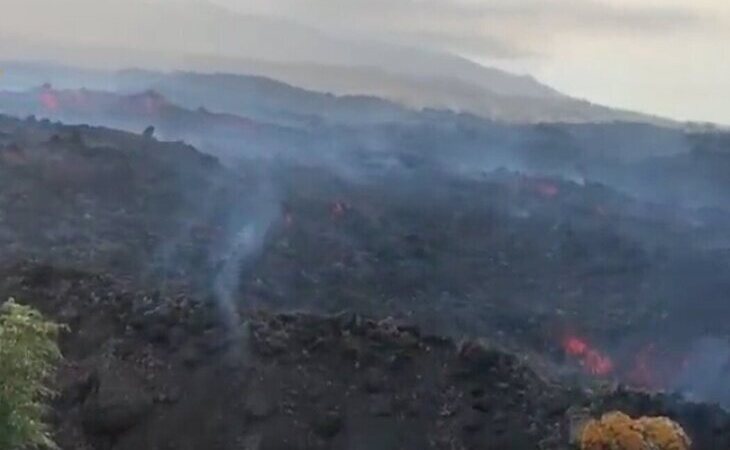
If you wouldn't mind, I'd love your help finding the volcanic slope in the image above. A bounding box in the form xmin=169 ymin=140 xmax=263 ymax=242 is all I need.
xmin=1 ymin=115 xmax=730 ymax=449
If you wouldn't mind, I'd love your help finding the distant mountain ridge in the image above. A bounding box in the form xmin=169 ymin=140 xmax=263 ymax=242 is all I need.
xmin=1 ymin=59 xmax=672 ymax=126
xmin=0 ymin=0 xmax=673 ymax=124
xmin=0 ymin=0 xmax=557 ymax=98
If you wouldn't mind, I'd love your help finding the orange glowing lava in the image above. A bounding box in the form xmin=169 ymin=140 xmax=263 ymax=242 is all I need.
xmin=39 ymin=90 xmax=60 ymax=111
xmin=563 ymin=335 xmax=614 ymax=376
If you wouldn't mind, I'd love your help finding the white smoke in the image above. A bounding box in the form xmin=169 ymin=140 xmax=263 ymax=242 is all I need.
xmin=673 ymin=337 xmax=730 ymax=407
xmin=211 ymin=189 xmax=280 ymax=331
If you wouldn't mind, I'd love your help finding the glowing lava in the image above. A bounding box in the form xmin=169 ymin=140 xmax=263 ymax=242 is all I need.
xmin=39 ymin=90 xmax=60 ymax=111
xmin=563 ymin=335 xmax=614 ymax=376
xmin=535 ymin=181 xmax=560 ymax=199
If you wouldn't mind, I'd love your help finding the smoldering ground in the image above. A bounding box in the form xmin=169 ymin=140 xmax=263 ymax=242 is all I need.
xmin=2 ymin=69 xmax=730 ymax=408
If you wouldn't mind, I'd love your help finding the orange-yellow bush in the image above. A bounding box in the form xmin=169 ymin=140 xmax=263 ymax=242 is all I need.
xmin=579 ymin=411 xmax=691 ymax=450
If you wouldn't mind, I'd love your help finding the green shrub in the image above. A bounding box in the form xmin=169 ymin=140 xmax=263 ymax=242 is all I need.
xmin=0 ymin=299 xmax=63 ymax=450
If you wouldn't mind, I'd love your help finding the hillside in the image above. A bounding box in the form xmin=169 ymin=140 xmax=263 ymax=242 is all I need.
xmin=0 ymin=0 xmax=672 ymax=126
xmin=2 ymin=113 xmax=730 ymax=448
xmin=1 ymin=84 xmax=723 ymax=210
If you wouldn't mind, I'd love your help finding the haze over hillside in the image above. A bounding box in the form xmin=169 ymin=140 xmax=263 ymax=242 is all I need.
xmin=3 ymin=1 xmax=730 ymax=447
xmin=3 ymin=0 xmax=729 ymax=124
xmin=0 ymin=0 xmax=679 ymax=124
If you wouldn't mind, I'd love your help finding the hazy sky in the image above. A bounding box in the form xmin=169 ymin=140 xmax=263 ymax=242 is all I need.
xmin=2 ymin=0 xmax=729 ymax=123
xmin=216 ymin=0 xmax=730 ymax=124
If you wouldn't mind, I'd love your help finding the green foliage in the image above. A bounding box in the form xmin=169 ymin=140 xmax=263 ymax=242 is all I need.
xmin=0 ymin=299 xmax=63 ymax=450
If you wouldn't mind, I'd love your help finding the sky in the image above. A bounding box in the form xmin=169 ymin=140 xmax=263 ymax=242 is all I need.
xmin=2 ymin=0 xmax=729 ymax=124
xmin=215 ymin=0 xmax=730 ymax=124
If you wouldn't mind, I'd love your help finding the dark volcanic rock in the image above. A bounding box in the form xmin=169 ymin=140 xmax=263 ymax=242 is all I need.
xmin=244 ymin=379 xmax=278 ymax=421
xmin=82 ymin=369 xmax=153 ymax=436
xmin=60 ymin=368 xmax=100 ymax=407
xmin=311 ymin=410 xmax=344 ymax=438
xmin=458 ymin=339 xmax=507 ymax=371
xmin=362 ymin=367 xmax=388 ymax=394
xmin=461 ymin=409 xmax=485 ymax=433
xmin=368 ymin=394 xmax=394 ymax=417
xmin=2 ymin=114 xmax=730 ymax=450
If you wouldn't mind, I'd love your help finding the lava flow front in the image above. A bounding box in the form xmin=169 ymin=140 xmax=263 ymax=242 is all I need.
xmin=562 ymin=334 xmax=614 ymax=376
